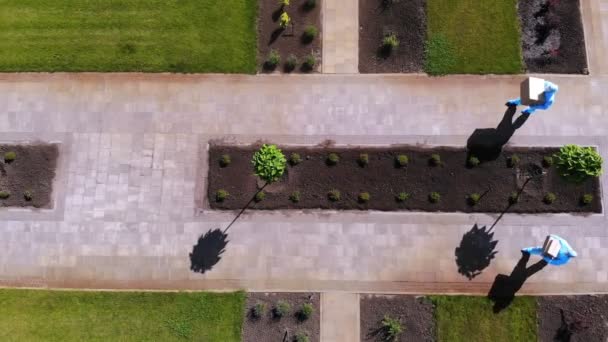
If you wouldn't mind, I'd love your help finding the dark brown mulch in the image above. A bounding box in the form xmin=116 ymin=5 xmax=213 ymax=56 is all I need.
xmin=538 ymin=295 xmax=608 ymax=342
xmin=207 ymin=144 xmax=601 ymax=213
xmin=258 ymin=0 xmax=322 ymax=73
xmin=358 ymin=0 xmax=426 ymax=73
xmin=519 ymin=0 xmax=588 ymax=74
xmin=360 ymin=294 xmax=435 ymax=342
xmin=0 ymin=144 xmax=58 ymax=208
xmin=243 ymin=292 xmax=320 ymax=342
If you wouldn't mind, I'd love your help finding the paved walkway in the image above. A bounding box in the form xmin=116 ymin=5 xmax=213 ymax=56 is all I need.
xmin=322 ymin=0 xmax=358 ymax=73
xmin=320 ymin=292 xmax=359 ymax=342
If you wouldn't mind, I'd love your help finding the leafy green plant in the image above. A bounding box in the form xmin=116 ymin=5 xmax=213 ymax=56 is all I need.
xmin=255 ymin=191 xmax=266 ymax=202
xmin=4 ymin=151 xmax=16 ymax=163
xmin=429 ymin=154 xmax=441 ymax=166
xmin=381 ymin=315 xmax=403 ymax=341
xmin=542 ymin=156 xmax=553 ymax=168
xmin=467 ymin=193 xmax=481 ymax=206
xmin=358 ymin=192 xmax=370 ymax=203
xmin=396 ymin=192 xmax=410 ymax=202
xmin=252 ymin=303 xmax=266 ymax=318
xmin=508 ymin=191 xmax=519 ymax=205
xmin=219 ymin=154 xmax=231 ymax=167
xmin=429 ymin=192 xmax=441 ymax=203
xmin=328 ymin=189 xmax=341 ymax=202
xmin=507 ymin=155 xmax=520 ymax=168
xmin=289 ymin=191 xmax=301 ymax=203
xmin=215 ymin=189 xmax=229 ymax=202
xmin=382 ymin=34 xmax=399 ymax=52
xmin=581 ymin=194 xmax=593 ymax=205
xmin=303 ymin=54 xmax=316 ymax=71
xmin=467 ymin=156 xmax=480 ymax=168
xmin=266 ymin=50 xmax=281 ymax=70
xmin=395 ymin=155 xmax=409 ymax=167
xmin=554 ymin=145 xmax=603 ymax=183
xmin=294 ymin=332 xmax=310 ymax=342
xmin=298 ymin=303 xmax=314 ymax=321
xmin=302 ymin=25 xmax=318 ymax=43
xmin=0 ymin=190 xmax=10 ymax=199
xmin=543 ymin=192 xmax=556 ymax=204
xmin=358 ymin=153 xmax=369 ymax=167
xmin=289 ymin=152 xmax=302 ymax=165
xmin=273 ymin=301 xmax=291 ymax=318
xmin=278 ymin=0 xmax=289 ymax=6
xmin=23 ymin=190 xmax=33 ymax=201
xmin=326 ymin=153 xmax=340 ymax=166
xmin=285 ymin=54 xmax=298 ymax=72
xmin=252 ymin=144 xmax=287 ymax=183
xmin=279 ymin=12 xmax=291 ymax=29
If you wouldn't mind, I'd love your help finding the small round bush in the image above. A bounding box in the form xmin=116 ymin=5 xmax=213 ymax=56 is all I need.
xmin=285 ymin=54 xmax=298 ymax=72
xmin=554 ymin=144 xmax=603 ymax=183
xmin=215 ymin=189 xmax=229 ymax=202
xmin=542 ymin=156 xmax=554 ymax=168
xmin=289 ymin=191 xmax=301 ymax=203
xmin=544 ymin=192 xmax=557 ymax=204
xmin=507 ymin=155 xmax=520 ymax=168
xmin=429 ymin=192 xmax=441 ymax=203
xmin=326 ymin=153 xmax=339 ymax=166
xmin=0 ymin=190 xmax=10 ymax=199
xmin=279 ymin=12 xmax=290 ymax=29
xmin=468 ymin=193 xmax=481 ymax=206
xmin=395 ymin=155 xmax=409 ymax=167
xmin=252 ymin=144 xmax=287 ymax=183
xmin=255 ymin=191 xmax=266 ymax=202
xmin=302 ymin=25 xmax=318 ymax=43
xmin=23 ymin=190 xmax=33 ymax=201
xmin=298 ymin=303 xmax=314 ymax=320
xmin=396 ymin=192 xmax=410 ymax=202
xmin=382 ymin=34 xmax=399 ymax=51
xmin=467 ymin=156 xmax=480 ymax=168
xmin=429 ymin=154 xmax=441 ymax=166
xmin=4 ymin=151 xmax=16 ymax=163
xmin=508 ymin=191 xmax=519 ymax=205
xmin=381 ymin=315 xmax=403 ymax=341
xmin=304 ymin=0 xmax=316 ymax=9
xmin=219 ymin=154 xmax=231 ymax=167
xmin=266 ymin=50 xmax=281 ymax=69
xmin=581 ymin=194 xmax=594 ymax=205
xmin=294 ymin=332 xmax=310 ymax=342
xmin=358 ymin=192 xmax=370 ymax=203
xmin=290 ymin=152 xmax=302 ymax=166
xmin=252 ymin=303 xmax=266 ymax=319
xmin=274 ymin=301 xmax=291 ymax=318
xmin=303 ymin=54 xmax=316 ymax=71
xmin=358 ymin=153 xmax=369 ymax=167
xmin=328 ymin=189 xmax=341 ymax=202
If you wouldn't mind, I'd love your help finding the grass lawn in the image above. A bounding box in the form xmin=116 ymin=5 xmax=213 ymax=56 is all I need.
xmin=432 ymin=296 xmax=537 ymax=342
xmin=425 ymin=0 xmax=523 ymax=75
xmin=0 ymin=289 xmax=245 ymax=341
xmin=0 ymin=0 xmax=257 ymax=73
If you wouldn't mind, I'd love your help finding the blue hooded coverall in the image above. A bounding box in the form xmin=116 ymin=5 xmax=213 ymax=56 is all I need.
xmin=508 ymin=81 xmax=559 ymax=115
xmin=522 ymin=234 xmax=577 ymax=266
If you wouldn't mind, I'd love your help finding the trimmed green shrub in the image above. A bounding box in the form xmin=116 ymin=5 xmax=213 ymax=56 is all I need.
xmin=382 ymin=34 xmax=399 ymax=52
xmin=0 ymin=190 xmax=10 ymax=199
xmin=294 ymin=332 xmax=310 ymax=342
xmin=279 ymin=12 xmax=291 ymax=29
xmin=508 ymin=191 xmax=519 ymax=205
xmin=266 ymin=50 xmax=281 ymax=69
xmin=381 ymin=315 xmax=403 ymax=341
xmin=358 ymin=192 xmax=371 ymax=203
xmin=4 ymin=151 xmax=16 ymax=163
xmin=252 ymin=144 xmax=287 ymax=183
xmin=274 ymin=301 xmax=291 ymax=318
xmin=396 ymin=192 xmax=410 ymax=202
xmin=219 ymin=154 xmax=231 ymax=167
xmin=255 ymin=191 xmax=266 ymax=202
xmin=467 ymin=156 xmax=480 ymax=167
xmin=358 ymin=153 xmax=369 ymax=167
xmin=326 ymin=153 xmax=339 ymax=166
xmin=298 ymin=303 xmax=314 ymax=320
xmin=467 ymin=193 xmax=481 ymax=206
xmin=302 ymin=25 xmax=318 ymax=43
xmin=289 ymin=191 xmax=301 ymax=203
xmin=581 ymin=194 xmax=594 ymax=205
xmin=290 ymin=152 xmax=302 ymax=165
xmin=328 ymin=189 xmax=341 ymax=202
xmin=507 ymin=155 xmax=520 ymax=168
xmin=542 ymin=156 xmax=553 ymax=168
xmin=429 ymin=154 xmax=441 ymax=166
xmin=395 ymin=155 xmax=409 ymax=167
xmin=303 ymin=54 xmax=316 ymax=71
xmin=215 ymin=189 xmax=229 ymax=202
xmin=554 ymin=145 xmax=603 ymax=183
xmin=285 ymin=54 xmax=298 ymax=72
xmin=544 ymin=193 xmax=556 ymax=204
xmin=429 ymin=192 xmax=441 ymax=203
xmin=23 ymin=190 xmax=33 ymax=201
xmin=252 ymin=303 xmax=266 ymax=318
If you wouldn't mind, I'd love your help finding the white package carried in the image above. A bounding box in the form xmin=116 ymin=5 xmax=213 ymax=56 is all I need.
xmin=520 ymin=77 xmax=546 ymax=106
xmin=542 ymin=235 xmax=562 ymax=258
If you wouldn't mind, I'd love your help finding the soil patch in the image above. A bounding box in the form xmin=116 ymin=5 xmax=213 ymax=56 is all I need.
xmin=0 ymin=144 xmax=58 ymax=208
xmin=207 ymin=144 xmax=601 ymax=213
xmin=360 ymin=294 xmax=435 ymax=341
xmin=258 ymin=0 xmax=322 ymax=73
xmin=243 ymin=292 xmax=320 ymax=342
xmin=359 ymin=0 xmax=426 ymax=73
xmin=538 ymin=295 xmax=608 ymax=342
xmin=519 ymin=0 xmax=588 ymax=74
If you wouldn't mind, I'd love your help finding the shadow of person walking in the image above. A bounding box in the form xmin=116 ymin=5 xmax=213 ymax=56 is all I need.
xmin=467 ymin=106 xmax=530 ymax=162
xmin=455 ymin=224 xmax=499 ymax=280
xmin=488 ymin=251 xmax=548 ymax=313
xmin=189 ymin=228 xmax=229 ymax=274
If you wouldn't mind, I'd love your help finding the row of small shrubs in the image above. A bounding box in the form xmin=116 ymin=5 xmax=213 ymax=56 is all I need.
xmin=251 ymin=301 xmax=314 ymax=321
xmin=0 ymin=190 xmax=33 ymax=201
xmin=4 ymin=151 xmax=16 ymax=163
xmin=266 ymin=50 xmax=317 ymax=72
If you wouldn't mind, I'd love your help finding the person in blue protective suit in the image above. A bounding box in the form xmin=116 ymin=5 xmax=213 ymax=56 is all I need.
xmin=522 ymin=234 xmax=577 ymax=266
xmin=507 ymin=80 xmax=559 ymax=115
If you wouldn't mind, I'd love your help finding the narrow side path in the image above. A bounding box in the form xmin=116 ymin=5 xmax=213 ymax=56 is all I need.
xmin=321 ymin=292 xmax=360 ymax=342
xmin=322 ymin=0 xmax=358 ymax=73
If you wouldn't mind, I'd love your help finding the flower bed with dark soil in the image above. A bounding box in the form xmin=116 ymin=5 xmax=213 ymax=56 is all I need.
xmin=207 ymin=144 xmax=601 ymax=213
xmin=242 ymin=292 xmax=320 ymax=342
xmin=258 ymin=0 xmax=322 ymax=73
xmin=538 ymin=295 xmax=608 ymax=342
xmin=519 ymin=0 xmax=588 ymax=74
xmin=0 ymin=144 xmax=58 ymax=208
xmin=360 ymin=294 xmax=434 ymax=342
xmin=358 ymin=0 xmax=426 ymax=73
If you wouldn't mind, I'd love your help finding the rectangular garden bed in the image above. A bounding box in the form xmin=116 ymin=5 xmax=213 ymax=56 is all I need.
xmin=0 ymin=144 xmax=58 ymax=208
xmin=207 ymin=144 xmax=601 ymax=213
xmin=258 ymin=0 xmax=322 ymax=73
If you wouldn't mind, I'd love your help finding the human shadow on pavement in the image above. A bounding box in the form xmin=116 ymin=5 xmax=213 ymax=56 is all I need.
xmin=190 ymin=228 xmax=229 ymax=274
xmin=488 ymin=251 xmax=548 ymax=313
xmin=467 ymin=106 xmax=530 ymax=162
xmin=455 ymin=224 xmax=499 ymax=280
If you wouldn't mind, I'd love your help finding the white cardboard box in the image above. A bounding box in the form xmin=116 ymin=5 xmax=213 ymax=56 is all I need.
xmin=542 ymin=235 xmax=561 ymax=258
xmin=520 ymin=77 xmax=546 ymax=106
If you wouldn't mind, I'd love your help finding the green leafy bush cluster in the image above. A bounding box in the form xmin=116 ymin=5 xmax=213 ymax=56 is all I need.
xmin=298 ymin=303 xmax=314 ymax=321
xmin=302 ymin=25 xmax=318 ymax=43
xmin=358 ymin=192 xmax=370 ymax=203
xmin=279 ymin=12 xmax=290 ymax=29
xmin=23 ymin=190 xmax=33 ymax=201
xmin=290 ymin=191 xmax=301 ymax=203
xmin=219 ymin=154 xmax=231 ymax=167
xmin=467 ymin=193 xmax=481 ymax=206
xmin=467 ymin=156 xmax=480 ymax=168
xmin=4 ymin=151 xmax=16 ymax=163
xmin=294 ymin=332 xmax=310 ymax=342
xmin=0 ymin=190 xmax=10 ymax=199
xmin=273 ymin=301 xmax=290 ymax=318
xmin=285 ymin=54 xmax=298 ymax=72
xmin=429 ymin=154 xmax=441 ymax=166
xmin=508 ymin=191 xmax=519 ymax=205
xmin=252 ymin=303 xmax=266 ymax=318
xmin=581 ymin=194 xmax=593 ymax=205
xmin=429 ymin=192 xmax=441 ymax=203
xmin=382 ymin=34 xmax=399 ymax=52
xmin=395 ymin=155 xmax=408 ymax=167
xmin=381 ymin=315 xmax=403 ymax=341
xmin=266 ymin=50 xmax=281 ymax=70
xmin=358 ymin=153 xmax=369 ymax=167
xmin=542 ymin=156 xmax=553 ymax=168
xmin=328 ymin=189 xmax=341 ymax=202
xmin=255 ymin=191 xmax=266 ymax=202
xmin=326 ymin=153 xmax=339 ymax=166
xmin=544 ymin=193 xmax=556 ymax=204
xmin=252 ymin=144 xmax=287 ymax=183
xmin=290 ymin=153 xmax=302 ymax=165
xmin=507 ymin=155 xmax=520 ymax=168
xmin=396 ymin=192 xmax=410 ymax=202
xmin=215 ymin=189 xmax=229 ymax=202
xmin=554 ymin=145 xmax=603 ymax=183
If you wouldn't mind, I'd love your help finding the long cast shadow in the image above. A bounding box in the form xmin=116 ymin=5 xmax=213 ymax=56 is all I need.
xmin=455 ymin=224 xmax=499 ymax=280
xmin=488 ymin=252 xmax=547 ymax=313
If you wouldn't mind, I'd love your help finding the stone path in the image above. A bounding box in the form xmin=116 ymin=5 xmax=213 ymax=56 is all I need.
xmin=322 ymin=0 xmax=358 ymax=73
xmin=320 ymin=292 xmax=359 ymax=342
